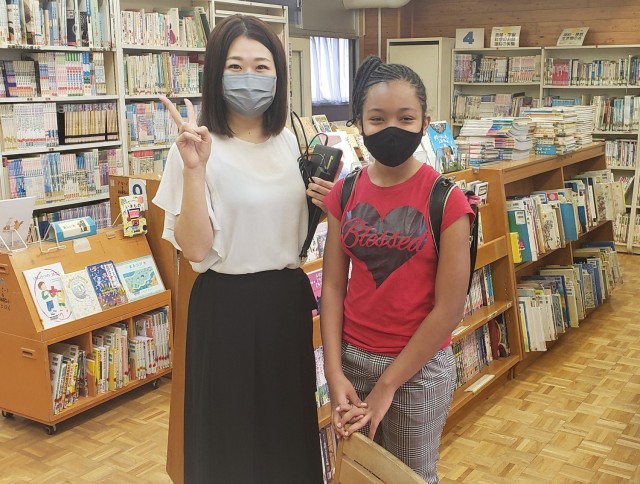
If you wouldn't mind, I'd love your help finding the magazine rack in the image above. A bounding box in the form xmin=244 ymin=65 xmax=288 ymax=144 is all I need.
xmin=0 ymin=229 xmax=173 ymax=434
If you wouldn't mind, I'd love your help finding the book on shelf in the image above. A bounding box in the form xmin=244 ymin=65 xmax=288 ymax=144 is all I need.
xmin=48 ymin=351 xmax=65 ymax=413
xmin=0 ymin=0 xmax=112 ymax=47
xmin=115 ymin=254 xmax=165 ymax=301
xmin=452 ymin=323 xmax=494 ymax=389
xmin=314 ymin=345 xmax=329 ymax=408
xmin=306 ymin=220 xmax=327 ymax=263
xmin=60 ymin=269 xmax=102 ymax=318
xmin=311 ymin=114 xmax=332 ymax=134
xmin=3 ymin=148 xmax=124 ymax=205
xmin=133 ymin=307 xmax=170 ymax=371
xmin=293 ymin=116 xmax=320 ymax=149
xmin=86 ymin=259 xmax=128 ymax=310
xmin=23 ymin=262 xmax=75 ymax=328
xmin=319 ymin=424 xmax=338 ymax=483
xmin=307 ymin=267 xmax=322 ymax=316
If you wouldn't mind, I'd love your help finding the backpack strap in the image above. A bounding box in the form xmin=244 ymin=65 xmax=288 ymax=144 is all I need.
xmin=340 ymin=167 xmax=362 ymax=214
xmin=429 ymin=175 xmax=480 ymax=294
xmin=428 ymin=175 xmax=456 ymax=258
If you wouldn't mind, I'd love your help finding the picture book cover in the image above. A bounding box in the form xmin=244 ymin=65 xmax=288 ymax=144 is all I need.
xmin=426 ymin=121 xmax=463 ymax=174
xmin=0 ymin=196 xmax=36 ymax=249
xmin=86 ymin=260 xmax=129 ymax=310
xmin=60 ymin=269 xmax=103 ymax=319
xmin=311 ymin=114 xmax=332 ymax=134
xmin=115 ymin=255 xmax=165 ymax=301
xmin=119 ymin=195 xmax=147 ymax=237
xmin=23 ymin=263 xmax=75 ymax=328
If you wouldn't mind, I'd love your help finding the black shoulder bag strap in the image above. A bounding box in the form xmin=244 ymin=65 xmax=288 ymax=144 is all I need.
xmin=339 ymin=167 xmax=362 ymax=215
xmin=428 ymin=175 xmax=479 ymax=294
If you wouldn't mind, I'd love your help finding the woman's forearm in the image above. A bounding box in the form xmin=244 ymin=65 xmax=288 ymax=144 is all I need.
xmin=175 ymin=166 xmax=214 ymax=262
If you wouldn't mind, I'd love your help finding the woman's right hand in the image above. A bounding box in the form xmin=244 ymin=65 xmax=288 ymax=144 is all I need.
xmin=159 ymin=96 xmax=212 ymax=170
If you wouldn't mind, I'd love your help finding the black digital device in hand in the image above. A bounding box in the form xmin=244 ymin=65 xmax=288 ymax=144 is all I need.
xmin=300 ymin=144 xmax=343 ymax=258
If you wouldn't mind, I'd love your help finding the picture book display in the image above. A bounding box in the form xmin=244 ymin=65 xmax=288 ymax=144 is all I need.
xmin=115 ymin=255 xmax=165 ymax=301
xmin=86 ymin=261 xmax=129 ymax=310
xmin=23 ymin=263 xmax=75 ymax=328
xmin=60 ymin=270 xmax=103 ymax=319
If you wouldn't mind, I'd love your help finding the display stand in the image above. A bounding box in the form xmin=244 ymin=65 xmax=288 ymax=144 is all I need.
xmin=0 ymin=229 xmax=173 ymax=434
xmin=0 ymin=229 xmax=28 ymax=253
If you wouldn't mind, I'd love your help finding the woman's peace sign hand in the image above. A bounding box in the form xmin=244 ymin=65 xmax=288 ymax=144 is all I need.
xmin=159 ymin=96 xmax=212 ymax=171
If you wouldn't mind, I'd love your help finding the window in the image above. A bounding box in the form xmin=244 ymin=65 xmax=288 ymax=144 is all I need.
xmin=310 ymin=36 xmax=351 ymax=105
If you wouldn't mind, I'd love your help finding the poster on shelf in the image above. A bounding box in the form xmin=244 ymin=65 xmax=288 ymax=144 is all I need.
xmin=490 ymin=26 xmax=521 ymax=48
xmin=557 ymin=27 xmax=589 ymax=46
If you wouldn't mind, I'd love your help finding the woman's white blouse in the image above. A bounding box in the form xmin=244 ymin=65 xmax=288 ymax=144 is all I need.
xmin=152 ymin=128 xmax=308 ymax=274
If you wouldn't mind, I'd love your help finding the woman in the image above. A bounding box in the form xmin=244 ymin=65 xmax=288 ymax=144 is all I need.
xmin=153 ymin=14 xmax=329 ymax=483
xmin=321 ymin=56 xmax=474 ymax=482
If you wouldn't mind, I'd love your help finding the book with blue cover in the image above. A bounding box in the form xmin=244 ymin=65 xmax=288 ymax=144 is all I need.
xmin=426 ymin=121 xmax=463 ymax=174
xmin=86 ymin=260 xmax=128 ymax=310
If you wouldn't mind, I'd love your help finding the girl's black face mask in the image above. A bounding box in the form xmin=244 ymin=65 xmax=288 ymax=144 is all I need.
xmin=362 ymin=126 xmax=423 ymax=167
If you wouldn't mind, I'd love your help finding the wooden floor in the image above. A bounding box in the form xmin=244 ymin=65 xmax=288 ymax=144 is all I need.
xmin=440 ymin=253 xmax=640 ymax=483
xmin=1 ymin=255 xmax=639 ymax=483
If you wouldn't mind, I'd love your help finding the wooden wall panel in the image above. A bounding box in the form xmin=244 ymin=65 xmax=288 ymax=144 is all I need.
xmin=361 ymin=5 xmax=413 ymax=62
xmin=362 ymin=0 xmax=640 ymax=59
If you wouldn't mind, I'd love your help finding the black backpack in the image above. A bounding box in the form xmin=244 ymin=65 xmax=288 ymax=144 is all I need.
xmin=340 ymin=168 xmax=480 ymax=293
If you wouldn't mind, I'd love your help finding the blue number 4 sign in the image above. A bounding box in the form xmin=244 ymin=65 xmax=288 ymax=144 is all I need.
xmin=463 ymin=31 xmax=474 ymax=44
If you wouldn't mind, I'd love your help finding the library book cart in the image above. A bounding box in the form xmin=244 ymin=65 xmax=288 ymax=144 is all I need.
xmin=0 ymin=229 xmax=173 ymax=434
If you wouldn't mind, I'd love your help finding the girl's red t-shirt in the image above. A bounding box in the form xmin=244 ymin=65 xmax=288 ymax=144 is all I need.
xmin=324 ymin=164 xmax=474 ymax=356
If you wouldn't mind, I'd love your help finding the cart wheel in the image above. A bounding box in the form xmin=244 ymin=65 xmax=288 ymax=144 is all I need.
xmin=44 ymin=424 xmax=57 ymax=435
xmin=1 ymin=411 xmax=13 ymax=418
xmin=151 ymin=379 xmax=160 ymax=389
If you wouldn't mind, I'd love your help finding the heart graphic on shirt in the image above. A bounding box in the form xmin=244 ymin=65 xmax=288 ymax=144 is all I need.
xmin=342 ymin=203 xmax=428 ymax=287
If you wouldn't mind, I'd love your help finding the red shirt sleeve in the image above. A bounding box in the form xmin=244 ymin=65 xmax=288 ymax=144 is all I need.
xmin=441 ymin=185 xmax=475 ymax=232
xmin=325 ymin=177 xmax=346 ymax=221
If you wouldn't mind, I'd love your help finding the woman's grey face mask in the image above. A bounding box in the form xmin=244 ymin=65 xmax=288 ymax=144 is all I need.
xmin=222 ymin=73 xmax=277 ymax=116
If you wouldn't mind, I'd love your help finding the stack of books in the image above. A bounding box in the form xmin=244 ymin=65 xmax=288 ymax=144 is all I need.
xmin=523 ymin=107 xmax=578 ymax=155
xmin=457 ymin=117 xmax=533 ymax=165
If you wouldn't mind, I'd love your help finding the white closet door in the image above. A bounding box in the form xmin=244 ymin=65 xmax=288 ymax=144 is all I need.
xmin=388 ymin=39 xmax=451 ymax=121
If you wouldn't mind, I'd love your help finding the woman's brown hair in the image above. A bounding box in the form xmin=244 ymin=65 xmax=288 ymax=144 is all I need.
xmin=199 ymin=14 xmax=288 ymax=137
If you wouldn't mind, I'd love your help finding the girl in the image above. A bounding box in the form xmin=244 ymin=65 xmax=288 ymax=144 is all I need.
xmin=153 ymin=14 xmax=331 ymax=483
xmin=321 ymin=56 xmax=474 ymax=482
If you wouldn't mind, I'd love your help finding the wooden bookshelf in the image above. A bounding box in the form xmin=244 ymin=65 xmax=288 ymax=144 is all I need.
xmin=441 ymin=167 xmax=523 ymax=422
xmin=480 ymin=142 xmax=616 ymax=372
xmin=0 ymin=229 xmax=173 ymax=434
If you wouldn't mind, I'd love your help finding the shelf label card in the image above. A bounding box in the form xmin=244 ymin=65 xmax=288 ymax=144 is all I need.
xmin=456 ymin=28 xmax=485 ymax=49
xmin=557 ymin=27 xmax=589 ymax=46
xmin=490 ymin=26 xmax=521 ymax=48
xmin=129 ymin=179 xmax=148 ymax=210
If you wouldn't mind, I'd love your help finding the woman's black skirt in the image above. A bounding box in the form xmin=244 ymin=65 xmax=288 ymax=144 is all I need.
xmin=183 ymin=267 xmax=323 ymax=484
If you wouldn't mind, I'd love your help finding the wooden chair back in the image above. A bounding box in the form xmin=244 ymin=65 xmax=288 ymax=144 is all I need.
xmin=334 ymin=432 xmax=425 ymax=483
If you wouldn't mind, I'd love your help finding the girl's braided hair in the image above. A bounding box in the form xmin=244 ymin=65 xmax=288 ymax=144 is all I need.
xmin=349 ymin=55 xmax=428 ymax=126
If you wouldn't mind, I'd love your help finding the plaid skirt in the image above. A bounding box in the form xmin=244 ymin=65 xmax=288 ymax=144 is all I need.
xmin=183 ymin=268 xmax=323 ymax=484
